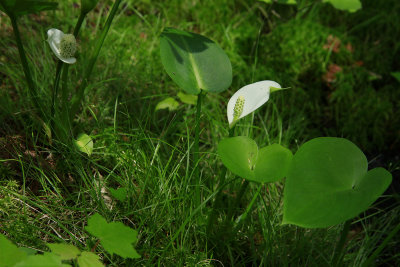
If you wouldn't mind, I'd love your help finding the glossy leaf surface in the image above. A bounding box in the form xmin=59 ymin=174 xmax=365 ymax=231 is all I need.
xmin=283 ymin=137 xmax=392 ymax=228
xmin=160 ymin=27 xmax=232 ymax=94
xmin=218 ymin=136 xmax=293 ymax=183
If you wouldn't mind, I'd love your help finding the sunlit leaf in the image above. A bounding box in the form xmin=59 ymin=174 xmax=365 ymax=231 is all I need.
xmin=160 ymin=27 xmax=232 ymax=94
xmin=323 ymin=0 xmax=361 ymax=12
xmin=14 ymin=253 xmax=69 ymax=267
xmin=177 ymin=92 xmax=197 ymax=105
xmin=155 ymin=97 xmax=180 ymax=111
xmin=47 ymin=243 xmax=80 ymax=261
xmin=76 ymin=252 xmax=103 ymax=267
xmin=85 ymin=213 xmax=140 ymax=259
xmin=0 ymin=234 xmax=27 ymax=267
xmin=283 ymin=137 xmax=392 ymax=228
xmin=218 ymin=136 xmax=293 ymax=183
xmin=109 ymin=187 xmax=127 ymax=201
xmin=74 ymin=133 xmax=93 ymax=156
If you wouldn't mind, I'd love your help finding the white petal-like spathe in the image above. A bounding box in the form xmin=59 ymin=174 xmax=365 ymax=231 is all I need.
xmin=47 ymin=28 xmax=76 ymax=64
xmin=227 ymin=80 xmax=281 ymax=124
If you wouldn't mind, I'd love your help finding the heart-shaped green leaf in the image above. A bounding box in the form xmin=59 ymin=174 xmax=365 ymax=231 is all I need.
xmin=218 ymin=136 xmax=293 ymax=183
xmin=283 ymin=137 xmax=392 ymax=228
xmin=160 ymin=27 xmax=232 ymax=95
xmin=0 ymin=0 xmax=57 ymax=17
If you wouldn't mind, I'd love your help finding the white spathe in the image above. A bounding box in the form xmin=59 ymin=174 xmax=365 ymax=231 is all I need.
xmin=227 ymin=80 xmax=281 ymax=124
xmin=47 ymin=28 xmax=76 ymax=64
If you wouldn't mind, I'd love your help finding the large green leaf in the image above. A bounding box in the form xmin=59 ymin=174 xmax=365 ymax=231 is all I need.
xmin=76 ymin=252 xmax=103 ymax=267
xmin=283 ymin=137 xmax=392 ymax=228
xmin=160 ymin=27 xmax=232 ymax=95
xmin=14 ymin=253 xmax=69 ymax=267
xmin=0 ymin=0 xmax=57 ymax=17
xmin=47 ymin=243 xmax=80 ymax=261
xmin=0 ymin=234 xmax=27 ymax=267
xmin=323 ymin=0 xmax=361 ymax=12
xmin=85 ymin=213 xmax=140 ymax=259
xmin=218 ymin=136 xmax=293 ymax=183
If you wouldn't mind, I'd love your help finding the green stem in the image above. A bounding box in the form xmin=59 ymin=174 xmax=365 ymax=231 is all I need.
xmin=332 ymin=219 xmax=351 ymax=266
xmin=232 ymin=183 xmax=263 ymax=232
xmin=69 ymin=0 xmax=122 ymax=120
xmin=361 ymin=222 xmax=400 ymax=267
xmin=194 ymin=91 xmax=203 ymax=207
xmin=10 ymin=15 xmax=42 ymax=116
xmin=60 ymin=13 xmax=86 ymax=130
xmin=224 ymin=180 xmax=250 ymax=227
xmin=206 ymin=126 xmax=235 ymax=234
xmin=51 ymin=61 xmax=63 ymax=119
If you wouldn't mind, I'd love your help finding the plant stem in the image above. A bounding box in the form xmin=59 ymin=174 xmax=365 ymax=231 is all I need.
xmin=206 ymin=126 xmax=235 ymax=234
xmin=361 ymin=222 xmax=400 ymax=267
xmin=194 ymin=91 xmax=203 ymax=207
xmin=10 ymin=15 xmax=42 ymax=116
xmin=59 ymin=13 xmax=86 ymax=130
xmin=232 ymin=183 xmax=263 ymax=232
xmin=224 ymin=180 xmax=250 ymax=227
xmin=69 ymin=0 xmax=123 ymax=120
xmin=332 ymin=219 xmax=351 ymax=266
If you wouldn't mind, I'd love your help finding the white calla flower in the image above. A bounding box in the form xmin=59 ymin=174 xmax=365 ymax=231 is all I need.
xmin=47 ymin=28 xmax=77 ymax=64
xmin=227 ymin=80 xmax=281 ymax=127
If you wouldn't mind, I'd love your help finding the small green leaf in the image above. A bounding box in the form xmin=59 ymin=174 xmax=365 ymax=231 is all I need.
xmin=0 ymin=0 xmax=57 ymax=17
xmin=0 ymin=234 xmax=27 ymax=267
xmin=14 ymin=253 xmax=69 ymax=267
xmin=155 ymin=97 xmax=180 ymax=111
xmin=85 ymin=213 xmax=140 ymax=259
xmin=80 ymin=0 xmax=98 ymax=14
xmin=109 ymin=187 xmax=127 ymax=201
xmin=283 ymin=137 xmax=392 ymax=228
xmin=259 ymin=0 xmax=297 ymax=5
xmin=391 ymin=72 xmax=400 ymax=82
xmin=218 ymin=136 xmax=292 ymax=183
xmin=47 ymin=243 xmax=80 ymax=260
xmin=322 ymin=0 xmax=361 ymax=12
xmin=74 ymin=133 xmax=93 ymax=156
xmin=177 ymin=92 xmax=197 ymax=105
xmin=160 ymin=27 xmax=232 ymax=94
xmin=77 ymin=252 xmax=103 ymax=267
